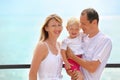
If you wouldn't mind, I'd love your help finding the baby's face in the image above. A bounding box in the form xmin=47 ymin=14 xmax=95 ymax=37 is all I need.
xmin=67 ymin=24 xmax=81 ymax=38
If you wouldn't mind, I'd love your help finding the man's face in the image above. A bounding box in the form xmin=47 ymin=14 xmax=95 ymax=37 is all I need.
xmin=80 ymin=14 xmax=92 ymax=35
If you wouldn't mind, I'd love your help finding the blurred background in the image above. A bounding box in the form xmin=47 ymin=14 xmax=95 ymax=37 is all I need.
xmin=0 ymin=0 xmax=120 ymax=80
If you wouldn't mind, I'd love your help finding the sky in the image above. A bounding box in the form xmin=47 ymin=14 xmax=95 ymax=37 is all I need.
xmin=0 ymin=0 xmax=120 ymax=27
xmin=0 ymin=0 xmax=120 ymax=16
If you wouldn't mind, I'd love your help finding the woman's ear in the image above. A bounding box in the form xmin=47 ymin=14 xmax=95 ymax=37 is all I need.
xmin=45 ymin=26 xmax=48 ymax=31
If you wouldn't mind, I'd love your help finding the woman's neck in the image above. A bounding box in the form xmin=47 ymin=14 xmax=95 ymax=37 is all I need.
xmin=46 ymin=38 xmax=57 ymax=46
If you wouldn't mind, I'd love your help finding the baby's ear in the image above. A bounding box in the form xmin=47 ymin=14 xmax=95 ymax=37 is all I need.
xmin=66 ymin=26 xmax=69 ymax=31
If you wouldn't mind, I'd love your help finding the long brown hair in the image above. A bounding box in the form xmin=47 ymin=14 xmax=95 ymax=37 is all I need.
xmin=40 ymin=14 xmax=62 ymax=41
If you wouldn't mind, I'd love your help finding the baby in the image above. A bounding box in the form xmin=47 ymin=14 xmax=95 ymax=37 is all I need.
xmin=61 ymin=17 xmax=84 ymax=80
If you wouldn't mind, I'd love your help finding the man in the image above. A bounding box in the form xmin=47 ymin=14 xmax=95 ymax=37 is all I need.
xmin=67 ymin=8 xmax=112 ymax=80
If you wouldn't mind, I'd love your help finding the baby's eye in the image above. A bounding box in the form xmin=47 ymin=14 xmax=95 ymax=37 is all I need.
xmin=58 ymin=24 xmax=62 ymax=27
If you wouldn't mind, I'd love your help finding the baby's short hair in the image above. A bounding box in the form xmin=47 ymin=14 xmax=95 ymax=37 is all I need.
xmin=66 ymin=17 xmax=79 ymax=28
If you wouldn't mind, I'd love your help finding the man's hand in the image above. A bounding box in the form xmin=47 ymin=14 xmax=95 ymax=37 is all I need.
xmin=66 ymin=68 xmax=73 ymax=77
xmin=72 ymin=70 xmax=84 ymax=80
xmin=66 ymin=69 xmax=83 ymax=80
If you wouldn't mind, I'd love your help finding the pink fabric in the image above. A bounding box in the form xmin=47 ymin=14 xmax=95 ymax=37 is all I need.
xmin=67 ymin=55 xmax=82 ymax=71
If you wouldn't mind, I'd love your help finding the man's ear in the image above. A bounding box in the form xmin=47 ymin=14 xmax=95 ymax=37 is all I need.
xmin=92 ymin=19 xmax=97 ymax=24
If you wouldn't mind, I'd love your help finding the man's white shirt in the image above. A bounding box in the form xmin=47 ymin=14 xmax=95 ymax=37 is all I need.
xmin=81 ymin=32 xmax=112 ymax=80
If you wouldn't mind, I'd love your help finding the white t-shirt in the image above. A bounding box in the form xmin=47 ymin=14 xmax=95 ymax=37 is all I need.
xmin=81 ymin=32 xmax=112 ymax=80
xmin=61 ymin=33 xmax=84 ymax=55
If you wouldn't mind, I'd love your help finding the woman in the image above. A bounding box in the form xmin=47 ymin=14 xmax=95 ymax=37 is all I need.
xmin=29 ymin=14 xmax=63 ymax=80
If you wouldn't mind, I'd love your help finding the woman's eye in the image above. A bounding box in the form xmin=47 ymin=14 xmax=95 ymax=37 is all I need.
xmin=52 ymin=25 xmax=56 ymax=27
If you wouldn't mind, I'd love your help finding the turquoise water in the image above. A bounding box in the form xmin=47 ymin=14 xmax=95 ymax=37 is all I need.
xmin=0 ymin=68 xmax=120 ymax=80
xmin=0 ymin=16 xmax=120 ymax=64
xmin=0 ymin=0 xmax=120 ymax=79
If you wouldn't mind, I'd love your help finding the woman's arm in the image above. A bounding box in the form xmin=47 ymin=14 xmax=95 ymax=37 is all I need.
xmin=29 ymin=42 xmax=48 ymax=80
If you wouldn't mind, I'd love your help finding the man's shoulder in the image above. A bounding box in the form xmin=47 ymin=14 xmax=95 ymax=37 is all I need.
xmin=98 ymin=32 xmax=112 ymax=44
xmin=100 ymin=32 xmax=111 ymax=40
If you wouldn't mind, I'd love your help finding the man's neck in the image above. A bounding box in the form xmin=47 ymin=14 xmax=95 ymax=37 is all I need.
xmin=88 ymin=30 xmax=99 ymax=38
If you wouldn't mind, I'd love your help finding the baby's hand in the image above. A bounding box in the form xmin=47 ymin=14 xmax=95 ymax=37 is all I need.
xmin=65 ymin=63 xmax=72 ymax=70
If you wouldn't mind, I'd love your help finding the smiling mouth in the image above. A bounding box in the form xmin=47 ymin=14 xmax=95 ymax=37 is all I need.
xmin=54 ymin=31 xmax=61 ymax=34
xmin=72 ymin=33 xmax=77 ymax=35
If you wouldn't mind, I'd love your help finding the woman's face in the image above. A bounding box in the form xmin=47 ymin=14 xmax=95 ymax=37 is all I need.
xmin=45 ymin=19 xmax=63 ymax=38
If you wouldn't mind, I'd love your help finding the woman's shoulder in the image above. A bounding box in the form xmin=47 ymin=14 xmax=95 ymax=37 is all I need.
xmin=36 ymin=41 xmax=48 ymax=52
xmin=33 ymin=41 xmax=48 ymax=61
xmin=38 ymin=41 xmax=46 ymax=46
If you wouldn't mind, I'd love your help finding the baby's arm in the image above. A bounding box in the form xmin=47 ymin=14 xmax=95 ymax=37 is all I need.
xmin=61 ymin=49 xmax=71 ymax=70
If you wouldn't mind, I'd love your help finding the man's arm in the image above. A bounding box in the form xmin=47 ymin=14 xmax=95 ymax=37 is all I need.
xmin=67 ymin=47 xmax=100 ymax=73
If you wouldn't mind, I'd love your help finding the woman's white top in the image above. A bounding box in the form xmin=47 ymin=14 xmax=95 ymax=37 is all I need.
xmin=61 ymin=33 xmax=84 ymax=55
xmin=38 ymin=42 xmax=63 ymax=80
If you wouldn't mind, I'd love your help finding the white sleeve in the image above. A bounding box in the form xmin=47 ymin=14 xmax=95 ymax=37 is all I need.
xmin=60 ymin=39 xmax=68 ymax=50
xmin=92 ymin=38 xmax=112 ymax=63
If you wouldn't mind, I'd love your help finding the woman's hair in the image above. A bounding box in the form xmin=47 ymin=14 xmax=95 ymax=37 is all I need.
xmin=40 ymin=14 xmax=62 ymax=41
xmin=66 ymin=17 xmax=79 ymax=28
